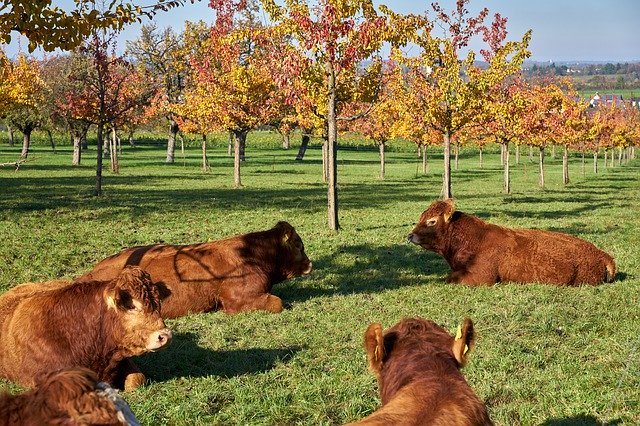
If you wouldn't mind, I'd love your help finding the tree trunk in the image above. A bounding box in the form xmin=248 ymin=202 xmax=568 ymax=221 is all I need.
xmin=322 ymin=138 xmax=328 ymax=183
xmin=581 ymin=149 xmax=585 ymax=177
xmin=454 ymin=143 xmax=460 ymax=170
xmin=515 ymin=144 xmax=520 ymax=164
xmin=479 ymin=146 xmax=483 ymax=169
xmin=295 ymin=131 xmax=310 ymax=161
xmin=442 ymin=130 xmax=452 ymax=200
xmin=562 ymin=144 xmax=569 ymax=185
xmin=618 ymin=147 xmax=622 ymax=166
xmin=282 ymin=132 xmax=290 ymax=149
xmin=593 ymin=150 xmax=598 ymax=174
xmin=228 ymin=131 xmax=233 ymax=157
xmin=46 ymin=129 xmax=56 ymax=153
xmin=239 ymin=134 xmax=246 ymax=162
xmin=538 ymin=146 xmax=545 ymax=188
xmin=604 ymin=149 xmax=608 ymax=168
xmin=529 ymin=145 xmax=533 ymax=161
xmin=551 ymin=144 xmax=556 ymax=159
xmin=500 ymin=143 xmax=505 ymax=166
xmin=94 ymin=123 xmax=104 ymax=196
xmin=166 ymin=118 xmax=178 ymax=163
xmin=72 ymin=132 xmax=82 ymax=166
xmin=503 ymin=141 xmax=510 ymax=194
xmin=233 ymin=129 xmax=246 ymax=188
xmin=6 ymin=124 xmax=14 ymax=146
xmin=110 ymin=126 xmax=119 ymax=173
xmin=201 ymin=133 xmax=210 ymax=172
xmin=379 ymin=142 xmax=385 ymax=180
xmin=326 ymin=61 xmax=339 ymax=231
xmin=20 ymin=128 xmax=32 ymax=159
xmin=128 ymin=129 xmax=135 ymax=147
xmin=422 ymin=144 xmax=428 ymax=174
xmin=81 ymin=133 xmax=88 ymax=150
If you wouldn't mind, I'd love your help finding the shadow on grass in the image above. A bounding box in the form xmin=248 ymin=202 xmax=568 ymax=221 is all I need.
xmin=136 ymin=332 xmax=302 ymax=383
xmin=276 ymin=242 xmax=450 ymax=304
xmin=541 ymin=414 xmax=621 ymax=426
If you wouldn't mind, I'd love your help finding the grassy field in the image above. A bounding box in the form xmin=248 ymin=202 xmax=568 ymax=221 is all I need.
xmin=1 ymin=133 xmax=639 ymax=425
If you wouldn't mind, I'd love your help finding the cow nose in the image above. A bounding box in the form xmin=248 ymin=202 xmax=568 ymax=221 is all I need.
xmin=153 ymin=329 xmax=172 ymax=349
xmin=407 ymin=233 xmax=414 ymax=243
xmin=303 ymin=262 xmax=313 ymax=275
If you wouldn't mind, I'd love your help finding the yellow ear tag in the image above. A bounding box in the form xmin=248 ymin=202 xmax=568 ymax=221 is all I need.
xmin=455 ymin=325 xmax=469 ymax=355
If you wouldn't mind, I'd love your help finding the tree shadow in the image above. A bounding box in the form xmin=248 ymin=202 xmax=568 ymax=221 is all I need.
xmin=540 ymin=414 xmax=621 ymax=426
xmin=135 ymin=332 xmax=302 ymax=383
xmin=276 ymin=242 xmax=450 ymax=304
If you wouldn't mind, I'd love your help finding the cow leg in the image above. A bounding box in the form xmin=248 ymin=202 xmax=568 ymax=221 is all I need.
xmin=223 ymin=293 xmax=283 ymax=314
xmin=118 ymin=359 xmax=146 ymax=392
xmin=447 ymin=270 xmax=494 ymax=286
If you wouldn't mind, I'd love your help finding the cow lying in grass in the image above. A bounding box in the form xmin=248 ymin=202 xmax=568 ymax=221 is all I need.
xmin=0 ymin=266 xmax=172 ymax=391
xmin=347 ymin=317 xmax=492 ymax=425
xmin=408 ymin=199 xmax=616 ymax=286
xmin=77 ymin=221 xmax=313 ymax=317
xmin=0 ymin=368 xmax=140 ymax=426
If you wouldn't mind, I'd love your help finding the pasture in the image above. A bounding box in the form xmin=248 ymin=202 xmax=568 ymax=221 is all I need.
xmin=1 ymin=133 xmax=639 ymax=425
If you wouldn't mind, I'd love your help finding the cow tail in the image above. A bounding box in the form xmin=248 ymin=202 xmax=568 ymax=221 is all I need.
xmin=604 ymin=259 xmax=617 ymax=283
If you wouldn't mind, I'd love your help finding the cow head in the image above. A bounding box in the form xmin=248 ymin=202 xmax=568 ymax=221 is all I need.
xmin=275 ymin=221 xmax=313 ymax=278
xmin=363 ymin=317 xmax=475 ymax=380
xmin=4 ymin=368 xmax=134 ymax=426
xmin=407 ymin=198 xmax=456 ymax=252
xmin=104 ymin=266 xmax=172 ymax=356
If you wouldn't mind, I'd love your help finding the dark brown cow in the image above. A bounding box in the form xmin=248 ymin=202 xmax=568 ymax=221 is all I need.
xmin=76 ymin=221 xmax=312 ymax=317
xmin=347 ymin=317 xmax=492 ymax=426
xmin=0 ymin=266 xmax=172 ymax=391
xmin=0 ymin=368 xmax=140 ymax=426
xmin=408 ymin=199 xmax=616 ymax=286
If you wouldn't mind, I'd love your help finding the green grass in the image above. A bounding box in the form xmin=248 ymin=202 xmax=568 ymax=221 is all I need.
xmin=1 ymin=133 xmax=639 ymax=425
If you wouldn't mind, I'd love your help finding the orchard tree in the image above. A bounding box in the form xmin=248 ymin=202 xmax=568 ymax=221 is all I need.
xmin=186 ymin=16 xmax=283 ymax=187
xmin=401 ymin=0 xmax=530 ymax=199
xmin=126 ymin=23 xmax=195 ymax=163
xmin=66 ymin=33 xmax=158 ymax=194
xmin=2 ymin=54 xmax=49 ymax=159
xmin=251 ymin=0 xmax=415 ymax=230
xmin=1 ymin=0 xmax=194 ymax=52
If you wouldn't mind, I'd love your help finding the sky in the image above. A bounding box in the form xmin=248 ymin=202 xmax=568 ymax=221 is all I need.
xmin=3 ymin=0 xmax=639 ymax=63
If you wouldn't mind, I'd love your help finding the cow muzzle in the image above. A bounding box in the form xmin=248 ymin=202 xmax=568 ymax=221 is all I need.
xmin=147 ymin=328 xmax=172 ymax=351
xmin=303 ymin=262 xmax=313 ymax=275
xmin=407 ymin=233 xmax=419 ymax=244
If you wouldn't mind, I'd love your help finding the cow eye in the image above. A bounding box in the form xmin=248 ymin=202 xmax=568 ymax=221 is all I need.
xmin=426 ymin=218 xmax=437 ymax=226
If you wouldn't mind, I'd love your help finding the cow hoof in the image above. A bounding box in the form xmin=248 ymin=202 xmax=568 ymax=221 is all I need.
xmin=123 ymin=373 xmax=146 ymax=391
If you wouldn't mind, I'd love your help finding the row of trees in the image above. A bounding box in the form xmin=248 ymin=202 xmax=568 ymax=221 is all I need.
xmin=1 ymin=0 xmax=639 ymax=230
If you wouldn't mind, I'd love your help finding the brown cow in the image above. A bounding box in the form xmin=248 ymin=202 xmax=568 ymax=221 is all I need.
xmin=347 ymin=317 xmax=492 ymax=426
xmin=0 ymin=367 xmax=140 ymax=426
xmin=76 ymin=221 xmax=313 ymax=317
xmin=408 ymin=199 xmax=616 ymax=286
xmin=0 ymin=266 xmax=172 ymax=391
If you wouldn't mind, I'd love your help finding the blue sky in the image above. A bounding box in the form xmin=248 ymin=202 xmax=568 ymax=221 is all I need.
xmin=4 ymin=0 xmax=639 ymax=62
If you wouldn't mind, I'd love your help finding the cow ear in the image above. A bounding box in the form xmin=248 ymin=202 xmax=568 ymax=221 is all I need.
xmin=276 ymin=221 xmax=294 ymax=244
xmin=452 ymin=318 xmax=475 ymax=367
xmin=443 ymin=198 xmax=456 ymax=223
xmin=364 ymin=323 xmax=385 ymax=374
xmin=106 ymin=288 xmax=143 ymax=312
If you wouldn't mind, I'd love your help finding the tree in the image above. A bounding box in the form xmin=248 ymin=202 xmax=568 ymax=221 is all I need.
xmin=401 ymin=1 xmax=530 ymax=199
xmin=2 ymin=54 xmax=49 ymax=159
xmin=66 ymin=32 xmax=158 ymax=195
xmin=0 ymin=0 xmax=193 ymax=52
xmin=249 ymin=0 xmax=408 ymax=230
xmin=185 ymin=13 xmax=282 ymax=187
xmin=126 ymin=23 xmax=192 ymax=163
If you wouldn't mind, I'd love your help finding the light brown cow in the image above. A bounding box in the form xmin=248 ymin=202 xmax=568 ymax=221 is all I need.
xmin=0 ymin=367 xmax=140 ymax=426
xmin=408 ymin=199 xmax=616 ymax=286
xmin=0 ymin=266 xmax=172 ymax=391
xmin=76 ymin=221 xmax=312 ymax=317
xmin=346 ymin=317 xmax=492 ymax=426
